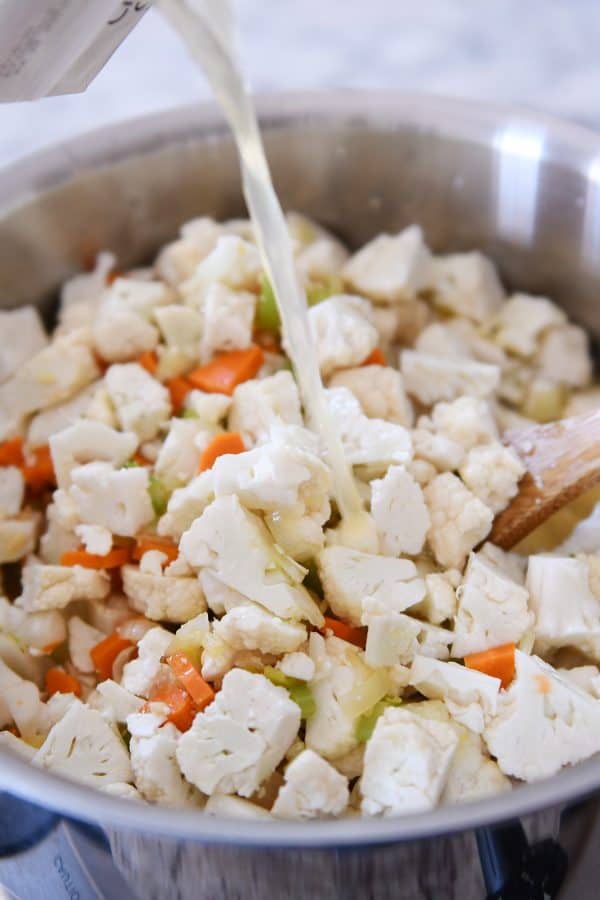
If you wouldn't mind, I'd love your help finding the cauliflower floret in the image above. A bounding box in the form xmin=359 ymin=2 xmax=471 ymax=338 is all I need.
xmin=181 ymin=236 xmax=261 ymax=306
xmin=154 ymin=305 xmax=203 ymax=376
xmin=84 ymin=385 xmax=118 ymax=428
xmin=121 ymin=565 xmax=206 ymax=624
xmin=401 ymin=351 xmax=500 ymax=405
xmin=441 ymin=728 xmax=511 ymax=805
xmin=342 ymin=227 xmax=431 ymax=304
xmin=484 ymin=650 xmax=600 ymax=780
xmin=17 ymin=563 xmax=109 ymax=611
xmin=69 ymin=461 xmax=154 ymax=537
xmin=90 ymin=679 xmax=143 ymax=722
xmin=296 ymin=237 xmax=348 ymax=287
xmin=371 ymin=465 xmax=430 ymax=556
xmin=424 ymin=473 xmax=493 ymax=569
xmin=0 ymin=514 xmax=40 ymax=564
xmin=154 ymin=419 xmax=212 ymax=491
xmin=129 ymin=721 xmax=199 ymax=807
xmin=101 ymin=277 xmax=173 ymax=319
xmin=27 ymin=382 xmax=99 ymax=449
xmin=535 ymin=324 xmax=592 ymax=388
xmin=411 ymin=426 xmax=465 ymax=472
xmin=121 ymin=627 xmax=174 ymax=698
xmin=228 ymin=371 xmax=302 ymax=447
xmin=459 ymin=443 xmax=525 ymax=514
xmin=361 ymin=599 xmax=424 ymax=667
xmin=0 ymin=307 xmax=48 ymax=384
xmin=75 ymin=524 xmax=112 ymax=557
xmin=426 ymin=251 xmax=504 ymax=322
xmin=156 ymin=217 xmax=223 ymax=285
xmin=277 ymin=652 xmax=315 ymax=682
xmin=176 ymin=669 xmax=300 ymax=796
xmin=0 ymin=729 xmax=36 ymax=761
xmin=318 ymin=546 xmax=425 ymax=626
xmin=526 ymin=555 xmax=600 ymax=662
xmin=327 ymin=387 xmax=412 ymax=471
xmin=415 ymin=322 xmax=473 ymax=359
xmin=490 ymin=293 xmax=566 ymax=357
xmin=0 ymin=657 xmax=46 ymax=740
xmin=430 ymin=397 xmax=499 ymax=451
xmin=328 ymin=365 xmax=413 ymax=426
xmin=93 ymin=303 xmax=159 ymax=364
xmin=204 ymin=794 xmax=271 ymax=819
xmin=185 ymin=390 xmax=231 ymax=427
xmin=0 ymin=329 xmax=99 ymax=420
xmin=198 ymin=284 xmax=256 ymax=363
xmin=180 ymin=496 xmax=323 ymax=626
xmin=67 ymin=616 xmax=104 ymax=673
xmin=306 ymin=295 xmax=378 ymax=377
xmin=0 ymin=467 xmax=24 ymax=518
xmin=200 ymin=629 xmax=237 ymax=681
xmin=360 ymin=706 xmax=459 ymax=816
xmin=34 ymin=702 xmax=132 ymax=788
xmin=200 ymin=569 xmax=247 ymax=616
xmin=452 ymin=553 xmax=533 ymax=657
xmin=412 ymin=572 xmax=459 ymax=626
xmin=49 ymin=419 xmax=138 ymax=489
xmin=272 ymin=749 xmax=349 ymax=819
xmin=214 ymin=603 xmax=307 ymax=655
xmin=558 ymin=665 xmax=600 ymax=699
xmin=104 ymin=363 xmax=171 ymax=442
xmin=157 ymin=470 xmax=215 ymax=541
xmin=409 ymin=655 xmax=501 ymax=733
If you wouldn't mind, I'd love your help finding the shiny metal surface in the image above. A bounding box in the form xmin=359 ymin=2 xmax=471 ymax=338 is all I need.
xmin=1 ymin=92 xmax=600 ymax=847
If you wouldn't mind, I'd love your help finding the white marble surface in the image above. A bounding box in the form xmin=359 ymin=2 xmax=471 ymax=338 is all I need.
xmin=1 ymin=0 xmax=600 ymax=167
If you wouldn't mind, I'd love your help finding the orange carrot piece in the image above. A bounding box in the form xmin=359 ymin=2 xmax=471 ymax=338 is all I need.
xmin=93 ymin=352 xmax=110 ymax=375
xmin=41 ymin=639 xmax=64 ymax=655
xmin=0 ymin=437 xmax=24 ymax=467
xmin=320 ymin=616 xmax=367 ymax=649
xmin=464 ymin=643 xmax=516 ymax=688
xmin=166 ymin=652 xmax=215 ymax=710
xmin=137 ymin=350 xmax=158 ymax=375
xmin=198 ymin=432 xmax=245 ymax=473
xmin=45 ymin=667 xmax=82 ymax=698
xmin=167 ymin=376 xmax=193 ymax=414
xmin=60 ymin=547 xmax=129 ymax=570
xmin=187 ymin=346 xmax=264 ymax=396
xmin=22 ymin=445 xmax=55 ymax=493
xmin=145 ymin=683 xmax=196 ymax=732
xmin=90 ymin=632 xmax=135 ymax=681
xmin=132 ymin=451 xmax=151 ymax=467
xmin=362 ymin=347 xmax=386 ymax=366
xmin=132 ymin=535 xmax=179 ymax=564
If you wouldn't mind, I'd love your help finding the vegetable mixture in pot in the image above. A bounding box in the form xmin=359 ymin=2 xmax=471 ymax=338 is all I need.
xmin=1 ymin=215 xmax=600 ymax=819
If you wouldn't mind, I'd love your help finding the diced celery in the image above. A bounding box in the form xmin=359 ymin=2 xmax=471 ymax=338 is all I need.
xmin=354 ymin=696 xmax=403 ymax=743
xmin=148 ymin=475 xmax=171 ymax=517
xmin=181 ymin=408 xmax=199 ymax=419
xmin=263 ymin=666 xmax=315 ymax=719
xmin=306 ymin=276 xmax=343 ymax=306
xmin=255 ymin=277 xmax=281 ymax=333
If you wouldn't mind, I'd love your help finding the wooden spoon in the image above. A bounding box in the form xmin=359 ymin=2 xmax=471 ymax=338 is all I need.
xmin=489 ymin=410 xmax=600 ymax=549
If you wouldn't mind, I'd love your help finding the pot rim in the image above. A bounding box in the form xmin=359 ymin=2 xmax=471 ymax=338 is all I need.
xmin=1 ymin=90 xmax=599 ymax=845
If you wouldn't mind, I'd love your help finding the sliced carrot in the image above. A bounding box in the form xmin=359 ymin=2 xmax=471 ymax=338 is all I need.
xmin=137 ymin=350 xmax=158 ymax=375
xmin=166 ymin=652 xmax=215 ymax=710
xmin=320 ymin=616 xmax=367 ymax=649
xmin=132 ymin=535 xmax=179 ymax=565
xmin=362 ymin=347 xmax=386 ymax=366
xmin=0 ymin=437 xmax=24 ymax=467
xmin=167 ymin=376 xmax=193 ymax=414
xmin=45 ymin=667 xmax=82 ymax=698
xmin=464 ymin=642 xmax=516 ymax=688
xmin=22 ymin=445 xmax=55 ymax=493
xmin=60 ymin=547 xmax=130 ymax=570
xmin=198 ymin=432 xmax=245 ymax=473
xmin=90 ymin=632 xmax=135 ymax=681
xmin=145 ymin=683 xmax=196 ymax=732
xmin=187 ymin=346 xmax=264 ymax=396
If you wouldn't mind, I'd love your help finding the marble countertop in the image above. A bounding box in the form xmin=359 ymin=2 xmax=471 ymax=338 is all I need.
xmin=1 ymin=0 xmax=600 ymax=167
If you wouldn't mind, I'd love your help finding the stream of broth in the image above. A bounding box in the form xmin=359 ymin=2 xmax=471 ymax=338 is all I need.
xmin=160 ymin=0 xmax=370 ymax=536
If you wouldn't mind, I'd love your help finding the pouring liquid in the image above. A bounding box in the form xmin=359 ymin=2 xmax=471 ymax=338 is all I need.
xmin=160 ymin=0 xmax=369 ymax=535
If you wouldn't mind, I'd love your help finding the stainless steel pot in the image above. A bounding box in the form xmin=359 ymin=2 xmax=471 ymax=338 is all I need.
xmin=1 ymin=92 xmax=600 ymax=898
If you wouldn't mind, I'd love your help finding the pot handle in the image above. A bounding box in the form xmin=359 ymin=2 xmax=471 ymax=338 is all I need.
xmin=476 ymin=820 xmax=567 ymax=899
xmin=0 ymin=791 xmax=138 ymax=900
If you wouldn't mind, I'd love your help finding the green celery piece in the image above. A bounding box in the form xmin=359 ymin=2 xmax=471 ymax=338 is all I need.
xmin=148 ymin=474 xmax=171 ymax=516
xmin=255 ymin=276 xmax=281 ymax=333
xmin=354 ymin=696 xmax=403 ymax=743
xmin=181 ymin=408 xmax=199 ymax=419
xmin=306 ymin=275 xmax=343 ymax=306
xmin=263 ymin=666 xmax=316 ymax=720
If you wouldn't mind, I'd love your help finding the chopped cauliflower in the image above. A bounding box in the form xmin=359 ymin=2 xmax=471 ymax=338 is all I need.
xmin=409 ymin=655 xmax=501 ymax=734
xmin=156 ymin=217 xmax=223 ymax=285
xmin=154 ymin=419 xmax=212 ymax=491
xmin=558 ymin=665 xmax=600 ymax=699
xmin=401 ymin=351 xmax=500 ymax=405
xmin=360 ymin=706 xmax=459 ymax=816
xmin=370 ymin=465 xmax=430 ymax=556
xmin=198 ymin=283 xmax=255 ymax=362
xmin=459 ymin=442 xmax=525 ymax=514
xmin=412 ymin=572 xmax=459 ymax=626
xmin=0 ymin=306 xmax=48 ymax=384
xmin=452 ymin=553 xmax=533 ymax=657
xmin=424 ymin=474 xmax=493 ymax=569
xmin=158 ymin=470 xmax=215 ymax=541
xmin=484 ymin=651 xmax=600 ymax=780
xmin=415 ymin=322 xmax=473 ymax=359
xmin=69 ymin=462 xmax=154 ymax=537
xmin=204 ymin=794 xmax=271 ymax=819
xmin=277 ymin=652 xmax=315 ymax=682
xmin=18 ymin=563 xmax=110 ymax=611
xmin=181 ymin=236 xmax=261 ymax=306
xmin=307 ymin=295 xmax=378 ymax=377
xmin=27 ymin=382 xmax=99 ymax=449
xmin=49 ymin=419 xmax=138 ymax=489
xmin=0 ymin=516 xmax=39 ymax=564
xmin=176 ymin=669 xmax=300 ymax=796
xmin=91 ymin=679 xmax=143 ymax=723
xmin=430 ymin=396 xmax=499 ymax=451
xmin=318 ymin=546 xmax=425 ymax=626
xmin=93 ymin=304 xmax=159 ymax=364
xmin=121 ymin=627 xmax=173 ymax=699
xmin=327 ymin=386 xmax=412 ymax=471
xmin=121 ymin=565 xmax=206 ymax=624
xmin=441 ymin=727 xmax=511 ymax=805
xmin=214 ymin=603 xmax=307 ymax=654
xmin=426 ymin=251 xmax=504 ymax=322
xmin=228 ymin=371 xmax=303 ymax=446
xmin=68 ymin=616 xmax=104 ymax=673
xmin=490 ymin=293 xmax=566 ymax=357
xmin=130 ymin=721 xmax=199 ymax=807
xmin=154 ymin=304 xmax=203 ymax=376
xmin=104 ymin=363 xmax=171 ymax=442
xmin=362 ymin=599 xmax=423 ymax=667
xmin=411 ymin=425 xmax=465 ymax=472
xmin=342 ymin=227 xmax=431 ymax=304
xmin=328 ymin=365 xmax=413 ymax=426
xmin=535 ymin=324 xmax=592 ymax=388
xmin=272 ymin=749 xmax=349 ymax=819
xmin=185 ymin=390 xmax=231 ymax=427
xmin=75 ymin=524 xmax=112 ymax=557
xmin=0 ymin=467 xmax=24 ymax=518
